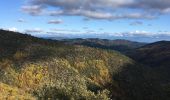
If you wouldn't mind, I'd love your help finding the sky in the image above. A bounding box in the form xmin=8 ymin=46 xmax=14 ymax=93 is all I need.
xmin=0 ymin=0 xmax=170 ymax=42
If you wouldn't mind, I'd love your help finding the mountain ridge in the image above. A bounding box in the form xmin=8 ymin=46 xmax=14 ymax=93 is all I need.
xmin=61 ymin=38 xmax=147 ymax=54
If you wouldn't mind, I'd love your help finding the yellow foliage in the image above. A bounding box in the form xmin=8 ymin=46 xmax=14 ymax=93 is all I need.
xmin=89 ymin=60 xmax=111 ymax=85
xmin=13 ymin=51 xmax=28 ymax=60
xmin=0 ymin=82 xmax=36 ymax=100
xmin=0 ymin=59 xmax=13 ymax=69
xmin=0 ymin=63 xmax=49 ymax=99
xmin=0 ymin=59 xmax=19 ymax=85
xmin=75 ymin=61 xmax=86 ymax=70
xmin=17 ymin=64 xmax=49 ymax=91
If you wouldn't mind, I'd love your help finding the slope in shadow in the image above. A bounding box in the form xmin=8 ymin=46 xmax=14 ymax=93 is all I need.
xmin=112 ymin=62 xmax=169 ymax=100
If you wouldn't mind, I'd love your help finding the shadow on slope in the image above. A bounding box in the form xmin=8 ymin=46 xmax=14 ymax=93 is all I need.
xmin=0 ymin=29 xmax=64 ymax=60
xmin=112 ymin=62 xmax=170 ymax=100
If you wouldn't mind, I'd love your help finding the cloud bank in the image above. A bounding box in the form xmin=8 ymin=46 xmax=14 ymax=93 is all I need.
xmin=21 ymin=0 xmax=170 ymax=20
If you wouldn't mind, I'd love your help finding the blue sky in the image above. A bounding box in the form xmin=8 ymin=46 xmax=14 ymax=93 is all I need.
xmin=1 ymin=0 xmax=170 ymax=42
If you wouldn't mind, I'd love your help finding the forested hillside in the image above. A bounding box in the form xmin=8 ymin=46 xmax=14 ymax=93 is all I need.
xmin=0 ymin=30 xmax=169 ymax=100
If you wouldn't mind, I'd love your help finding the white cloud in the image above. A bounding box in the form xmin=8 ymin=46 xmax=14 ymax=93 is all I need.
xmin=25 ymin=28 xmax=43 ymax=33
xmin=49 ymin=9 xmax=155 ymax=20
xmin=8 ymin=27 xmax=18 ymax=32
xmin=50 ymin=28 xmax=80 ymax=33
xmin=99 ymin=30 xmax=156 ymax=37
xmin=48 ymin=19 xmax=63 ymax=24
xmin=21 ymin=5 xmax=44 ymax=15
xmin=128 ymin=30 xmax=154 ymax=36
xmin=130 ymin=21 xmax=143 ymax=26
xmin=17 ymin=18 xmax=26 ymax=23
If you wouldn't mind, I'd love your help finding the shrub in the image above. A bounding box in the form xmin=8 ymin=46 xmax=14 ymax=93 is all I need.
xmin=16 ymin=64 xmax=49 ymax=92
xmin=0 ymin=82 xmax=36 ymax=100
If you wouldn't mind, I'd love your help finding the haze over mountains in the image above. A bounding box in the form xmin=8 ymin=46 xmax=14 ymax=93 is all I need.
xmin=39 ymin=33 xmax=170 ymax=43
xmin=1 ymin=29 xmax=170 ymax=100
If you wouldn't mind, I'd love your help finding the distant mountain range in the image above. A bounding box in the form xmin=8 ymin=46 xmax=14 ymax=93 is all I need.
xmin=40 ymin=33 xmax=170 ymax=43
xmin=61 ymin=38 xmax=147 ymax=54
